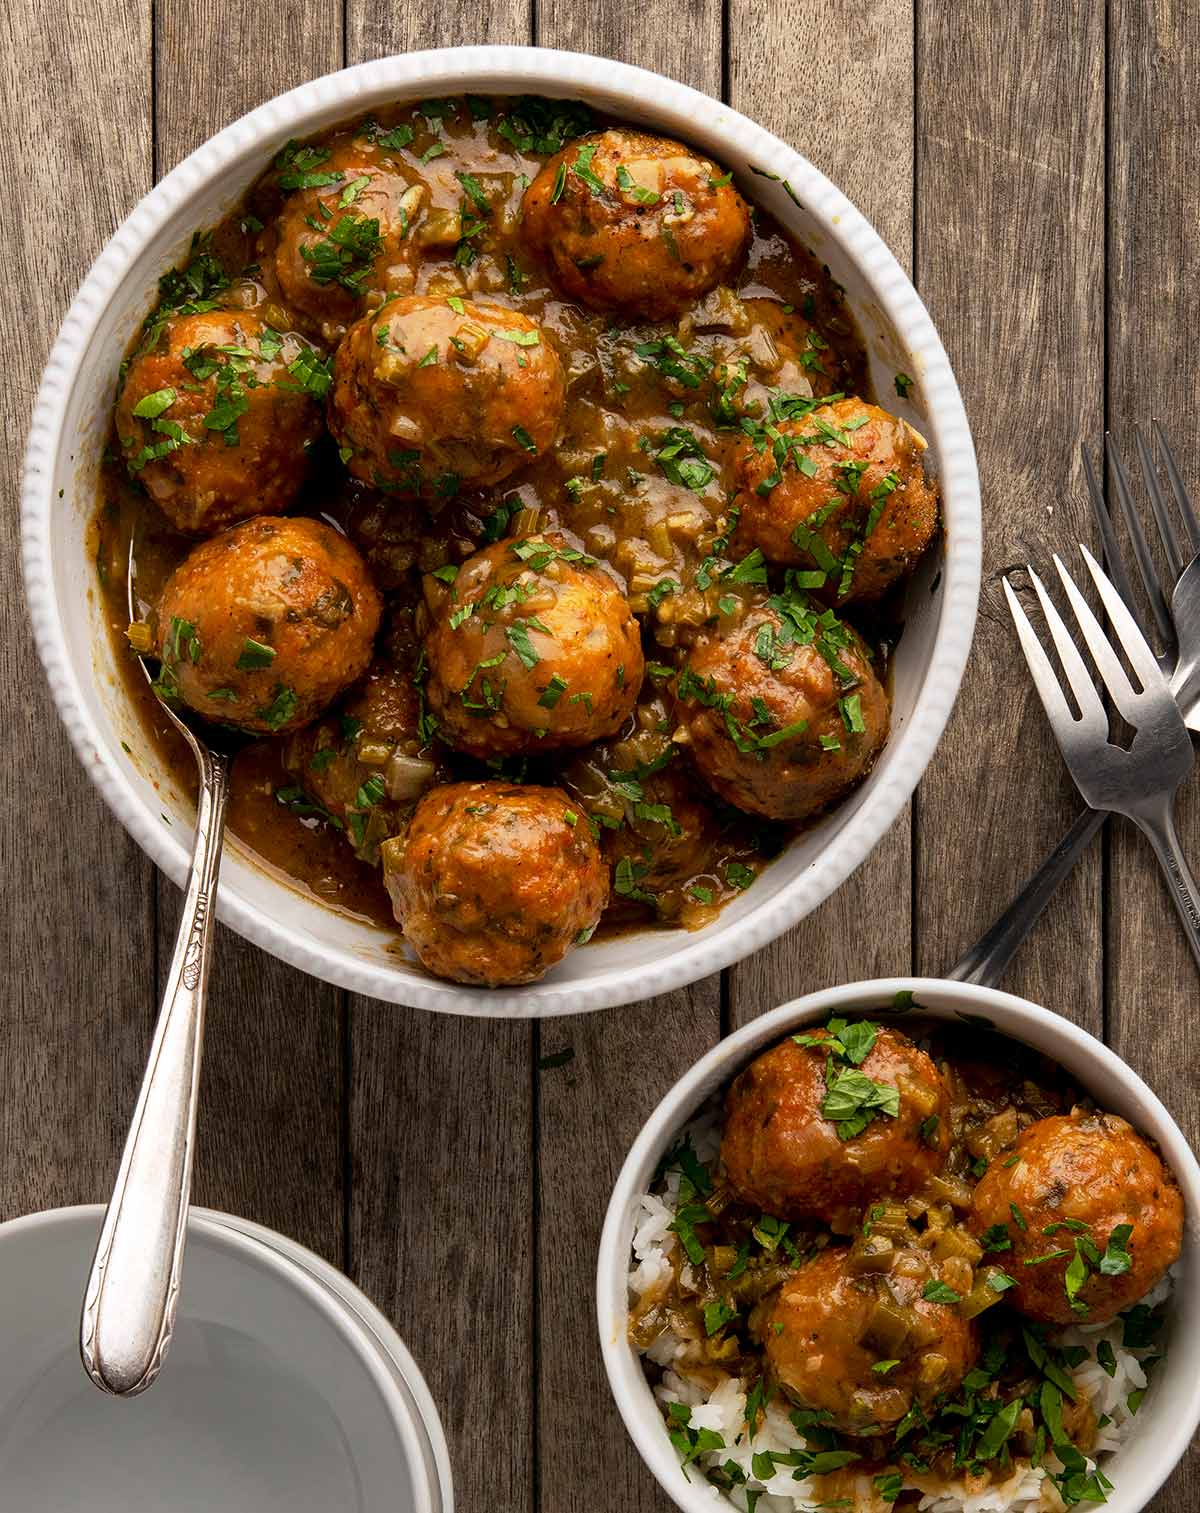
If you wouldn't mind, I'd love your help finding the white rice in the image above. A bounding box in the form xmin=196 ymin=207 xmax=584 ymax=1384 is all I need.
xmin=629 ymin=1104 xmax=1174 ymax=1513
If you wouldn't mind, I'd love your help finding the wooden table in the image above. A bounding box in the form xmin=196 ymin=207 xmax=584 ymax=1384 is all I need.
xmin=4 ymin=1 xmax=1198 ymax=1506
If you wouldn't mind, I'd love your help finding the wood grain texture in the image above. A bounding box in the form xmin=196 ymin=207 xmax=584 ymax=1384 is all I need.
xmin=0 ymin=1 xmax=154 ymax=1218
xmin=339 ymin=13 xmax=540 ymax=1513
xmin=727 ymin=0 xmax=915 ymax=1024
xmin=153 ymin=0 xmax=345 ymax=1264
xmin=1107 ymin=1 xmax=1200 ymax=1502
xmin=914 ymin=2 xmax=1106 ymax=1021
xmin=527 ymin=11 xmax=724 ymax=1509
xmin=7 ymin=4 xmax=1200 ymax=1511
xmin=155 ymin=0 xmax=342 ymax=171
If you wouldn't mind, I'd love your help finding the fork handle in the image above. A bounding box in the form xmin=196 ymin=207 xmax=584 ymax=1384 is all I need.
xmin=1130 ymin=795 xmax=1200 ymax=971
xmin=947 ymin=807 xmax=1107 ymax=987
xmin=80 ymin=745 xmax=229 ymax=1395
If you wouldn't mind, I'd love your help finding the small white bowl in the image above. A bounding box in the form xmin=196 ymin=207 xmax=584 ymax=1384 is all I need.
xmin=21 ymin=46 xmax=981 ymax=1016
xmin=0 ymin=1206 xmax=452 ymax=1512
xmin=597 ymin=978 xmax=1200 ymax=1513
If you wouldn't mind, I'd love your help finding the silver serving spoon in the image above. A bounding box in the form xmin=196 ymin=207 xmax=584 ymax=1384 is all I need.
xmin=80 ymin=542 xmax=244 ymax=1396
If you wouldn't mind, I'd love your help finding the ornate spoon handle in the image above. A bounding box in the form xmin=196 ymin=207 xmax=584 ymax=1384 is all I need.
xmin=80 ymin=745 xmax=229 ymax=1396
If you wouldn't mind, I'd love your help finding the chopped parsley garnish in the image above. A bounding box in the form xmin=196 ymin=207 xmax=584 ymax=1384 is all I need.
xmin=921 ymin=1280 xmax=962 ymax=1305
xmin=655 ymin=426 xmax=714 ymax=491
xmin=287 ymin=344 xmax=334 ymax=398
xmin=570 ymin=141 xmax=606 ymax=197
xmin=506 ymin=620 xmax=541 ymax=669
xmin=703 ymin=1300 xmax=736 ymax=1336
xmin=236 ymin=637 xmax=275 ymax=670
xmin=257 ymin=685 xmax=298 ymax=730
xmin=723 ymin=862 xmax=755 ymax=890
xmin=131 ymin=387 xmax=177 ymax=420
xmin=822 ymin=1068 xmax=900 ymax=1139
xmin=894 ymin=371 xmax=915 ymax=398
xmin=300 ymin=212 xmax=383 ymax=291
xmin=614 ymin=856 xmax=655 ymax=907
xmin=647 ymin=577 xmax=679 ymax=608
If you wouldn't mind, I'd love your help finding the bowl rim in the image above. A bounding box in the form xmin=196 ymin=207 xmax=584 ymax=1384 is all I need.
xmin=0 ymin=1202 xmax=444 ymax=1510
xmin=595 ymin=977 xmax=1200 ymax=1513
xmin=20 ymin=44 xmax=982 ymax=1017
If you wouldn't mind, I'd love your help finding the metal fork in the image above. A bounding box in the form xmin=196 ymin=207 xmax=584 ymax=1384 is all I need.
xmin=949 ymin=425 xmax=1200 ymax=984
xmin=1003 ymin=545 xmax=1200 ymax=968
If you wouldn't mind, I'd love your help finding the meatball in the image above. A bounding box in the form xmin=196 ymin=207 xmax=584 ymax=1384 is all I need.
xmin=423 ymin=533 xmax=644 ymax=759
xmin=522 ymin=128 xmax=751 ymax=319
xmin=671 ymin=596 xmax=888 ymax=821
xmin=969 ymin=1109 xmax=1183 ymax=1325
xmin=283 ymin=617 xmax=441 ymax=862
xmin=115 ymin=311 xmax=323 ymax=534
xmin=762 ymin=1246 xmax=978 ymax=1435
xmin=381 ymin=781 xmax=609 ymax=986
xmin=561 ymin=725 xmax=717 ymax=906
xmin=721 ymin=1027 xmax=951 ymax=1225
xmin=733 ymin=397 xmax=939 ymax=604
xmin=156 ymin=515 xmax=381 ymax=735
xmin=272 ymin=136 xmax=420 ymax=341
xmin=326 ymin=296 xmax=566 ymax=496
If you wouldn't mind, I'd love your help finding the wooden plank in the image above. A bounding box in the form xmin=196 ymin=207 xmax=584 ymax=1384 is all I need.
xmin=0 ymin=3 xmax=154 ymax=1217
xmin=1106 ymin=2 xmax=1200 ymax=1505
xmin=155 ymin=0 xmax=343 ymax=171
xmin=525 ymin=15 xmax=725 ymax=1512
xmin=913 ymin=4 xmax=1106 ymax=1020
xmin=153 ymin=0 xmax=345 ymax=1260
xmin=340 ymin=11 xmax=539 ymax=1513
xmin=727 ymin=0 xmax=916 ymax=1023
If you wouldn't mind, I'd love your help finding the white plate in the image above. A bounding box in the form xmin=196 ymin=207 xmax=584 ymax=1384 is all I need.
xmin=0 ymin=1206 xmax=450 ymax=1512
xmin=21 ymin=47 xmax=981 ymax=1015
xmin=597 ymin=978 xmax=1200 ymax=1513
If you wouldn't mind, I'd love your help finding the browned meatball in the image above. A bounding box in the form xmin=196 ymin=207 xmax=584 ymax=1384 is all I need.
xmin=156 ymin=516 xmax=381 ymax=735
xmin=272 ymin=136 xmax=421 ymax=341
xmin=115 ymin=311 xmax=324 ymax=534
xmin=283 ymin=616 xmax=442 ymax=863
xmin=522 ymin=129 xmax=751 ymax=320
xmin=733 ymin=397 xmax=939 ymax=604
xmin=671 ymin=595 xmax=888 ymax=821
xmin=722 ymin=1027 xmax=951 ymax=1226
xmin=561 ymin=723 xmax=717 ymax=906
xmin=381 ymin=781 xmax=609 ymax=986
xmin=763 ymin=1246 xmax=978 ymax=1434
xmin=326 ymin=296 xmax=566 ymax=496
xmin=969 ymin=1109 xmax=1183 ymax=1325
xmin=423 ymin=533 xmax=644 ymax=759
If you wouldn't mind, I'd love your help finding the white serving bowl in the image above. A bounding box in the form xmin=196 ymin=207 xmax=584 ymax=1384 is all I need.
xmin=0 ymin=1205 xmax=452 ymax=1512
xmin=597 ymin=978 xmax=1200 ymax=1513
xmin=21 ymin=46 xmax=981 ymax=1016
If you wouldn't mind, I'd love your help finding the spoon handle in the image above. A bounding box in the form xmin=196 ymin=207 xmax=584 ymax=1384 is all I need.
xmin=80 ymin=746 xmax=230 ymax=1396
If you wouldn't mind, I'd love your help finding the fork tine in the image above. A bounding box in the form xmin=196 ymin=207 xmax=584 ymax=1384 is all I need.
xmin=1132 ymin=426 xmax=1187 ymax=579
xmin=1104 ymin=435 xmax=1177 ymax=649
xmin=1052 ymin=551 xmax=1144 ymax=724
xmin=1076 ymin=542 xmax=1166 ymax=689
xmin=1082 ymin=444 xmax=1141 ymax=616
xmin=1002 ymin=576 xmax=1084 ymax=736
xmin=1153 ymin=421 xmax=1200 ymax=555
xmin=1025 ymin=567 xmax=1110 ymax=735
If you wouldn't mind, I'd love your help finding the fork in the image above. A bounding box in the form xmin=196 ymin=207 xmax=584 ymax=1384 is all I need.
xmin=949 ymin=426 xmax=1200 ymax=984
xmin=1003 ymin=545 xmax=1200 ymax=967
